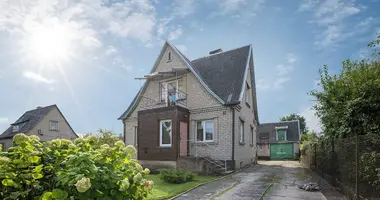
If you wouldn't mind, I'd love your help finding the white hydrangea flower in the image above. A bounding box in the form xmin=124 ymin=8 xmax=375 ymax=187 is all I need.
xmin=119 ymin=178 xmax=130 ymax=191
xmin=75 ymin=177 xmax=91 ymax=193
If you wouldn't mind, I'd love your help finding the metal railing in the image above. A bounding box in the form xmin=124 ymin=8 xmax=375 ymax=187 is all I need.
xmin=179 ymin=139 xmax=227 ymax=172
xmin=139 ymin=90 xmax=187 ymax=110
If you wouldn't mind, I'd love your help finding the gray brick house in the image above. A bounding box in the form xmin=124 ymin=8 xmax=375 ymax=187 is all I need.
xmin=0 ymin=105 xmax=78 ymax=151
xmin=118 ymin=41 xmax=259 ymax=171
xmin=257 ymin=120 xmax=301 ymax=160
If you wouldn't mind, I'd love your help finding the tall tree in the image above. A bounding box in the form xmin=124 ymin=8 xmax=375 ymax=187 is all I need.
xmin=310 ymin=34 xmax=380 ymax=138
xmin=280 ymin=113 xmax=308 ymax=134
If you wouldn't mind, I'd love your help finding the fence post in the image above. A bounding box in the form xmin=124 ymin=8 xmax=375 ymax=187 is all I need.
xmin=356 ymin=133 xmax=359 ymax=200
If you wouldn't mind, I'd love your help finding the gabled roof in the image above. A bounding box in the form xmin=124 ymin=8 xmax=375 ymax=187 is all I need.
xmin=191 ymin=45 xmax=251 ymax=105
xmin=118 ymin=41 xmax=255 ymax=120
xmin=0 ymin=104 xmax=77 ymax=139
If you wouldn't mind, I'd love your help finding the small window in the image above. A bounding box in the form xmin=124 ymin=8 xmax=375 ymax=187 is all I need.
xmin=50 ymin=121 xmax=59 ymax=131
xmin=168 ymin=52 xmax=172 ymax=61
xmin=276 ymin=129 xmax=287 ymax=141
xmin=250 ymin=126 xmax=254 ymax=146
xmin=133 ymin=126 xmax=138 ymax=147
xmin=12 ymin=125 xmax=19 ymax=132
xmin=160 ymin=120 xmax=172 ymax=147
xmin=239 ymin=119 xmax=244 ymax=144
xmin=196 ymin=120 xmax=214 ymax=142
xmin=245 ymin=82 xmax=251 ymax=106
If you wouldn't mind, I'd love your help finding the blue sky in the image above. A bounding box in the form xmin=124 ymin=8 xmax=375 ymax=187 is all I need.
xmin=0 ymin=0 xmax=379 ymax=134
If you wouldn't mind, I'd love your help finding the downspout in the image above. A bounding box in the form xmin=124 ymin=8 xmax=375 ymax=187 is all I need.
xmin=231 ymin=107 xmax=235 ymax=170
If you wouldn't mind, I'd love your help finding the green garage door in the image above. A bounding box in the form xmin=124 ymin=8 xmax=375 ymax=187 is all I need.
xmin=270 ymin=143 xmax=293 ymax=159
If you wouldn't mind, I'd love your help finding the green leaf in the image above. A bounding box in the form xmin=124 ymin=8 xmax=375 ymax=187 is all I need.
xmin=33 ymin=164 xmax=43 ymax=173
xmin=2 ymin=179 xmax=14 ymax=186
xmin=28 ymin=156 xmax=40 ymax=163
xmin=41 ymin=192 xmax=53 ymax=200
xmin=52 ymin=189 xmax=68 ymax=199
xmin=32 ymin=173 xmax=43 ymax=179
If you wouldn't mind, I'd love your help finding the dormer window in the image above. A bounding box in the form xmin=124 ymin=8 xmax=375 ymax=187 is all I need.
xmin=13 ymin=125 xmax=19 ymax=132
xmin=168 ymin=52 xmax=172 ymax=62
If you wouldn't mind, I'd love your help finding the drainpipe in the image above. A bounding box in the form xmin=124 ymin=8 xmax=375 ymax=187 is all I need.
xmin=231 ymin=107 xmax=235 ymax=170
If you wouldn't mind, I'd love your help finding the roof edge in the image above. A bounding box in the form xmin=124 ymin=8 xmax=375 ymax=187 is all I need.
xmin=238 ymin=45 xmax=253 ymax=102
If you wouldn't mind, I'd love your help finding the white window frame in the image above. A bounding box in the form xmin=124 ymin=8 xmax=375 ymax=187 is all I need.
xmin=50 ymin=120 xmax=59 ymax=131
xmin=196 ymin=120 xmax=214 ymax=142
xmin=239 ymin=119 xmax=244 ymax=143
xmin=275 ymin=126 xmax=288 ymax=141
xmin=160 ymin=119 xmax=172 ymax=147
xmin=160 ymin=80 xmax=179 ymax=104
xmin=13 ymin=125 xmax=19 ymax=132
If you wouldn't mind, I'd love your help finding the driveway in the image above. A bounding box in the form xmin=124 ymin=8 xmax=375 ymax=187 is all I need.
xmin=174 ymin=161 xmax=329 ymax=200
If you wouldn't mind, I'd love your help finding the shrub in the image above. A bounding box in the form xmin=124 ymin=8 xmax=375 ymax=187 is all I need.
xmin=0 ymin=133 xmax=153 ymax=200
xmin=160 ymin=169 xmax=194 ymax=184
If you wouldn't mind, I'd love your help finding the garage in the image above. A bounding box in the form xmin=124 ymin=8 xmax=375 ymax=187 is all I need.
xmin=270 ymin=143 xmax=294 ymax=159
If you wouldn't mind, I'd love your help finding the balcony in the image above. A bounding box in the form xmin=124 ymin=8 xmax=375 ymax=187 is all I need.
xmin=139 ymin=90 xmax=187 ymax=110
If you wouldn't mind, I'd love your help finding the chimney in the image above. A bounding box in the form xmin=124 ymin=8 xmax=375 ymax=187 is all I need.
xmin=209 ymin=48 xmax=223 ymax=55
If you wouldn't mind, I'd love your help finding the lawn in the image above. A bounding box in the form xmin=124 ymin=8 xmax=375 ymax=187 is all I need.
xmin=146 ymin=174 xmax=217 ymax=200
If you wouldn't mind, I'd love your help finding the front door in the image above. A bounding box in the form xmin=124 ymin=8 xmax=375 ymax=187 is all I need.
xmin=179 ymin=121 xmax=188 ymax=157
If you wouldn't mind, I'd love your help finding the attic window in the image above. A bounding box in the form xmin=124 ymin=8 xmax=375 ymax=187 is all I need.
xmin=245 ymin=82 xmax=251 ymax=107
xmin=13 ymin=125 xmax=19 ymax=132
xmin=50 ymin=121 xmax=59 ymax=131
xmin=168 ymin=52 xmax=172 ymax=62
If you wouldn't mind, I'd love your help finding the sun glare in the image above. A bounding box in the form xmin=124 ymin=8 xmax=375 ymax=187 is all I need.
xmin=24 ymin=22 xmax=73 ymax=63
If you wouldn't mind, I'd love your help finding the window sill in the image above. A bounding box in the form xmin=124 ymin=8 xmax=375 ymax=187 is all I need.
xmin=157 ymin=146 xmax=172 ymax=148
xmin=191 ymin=141 xmax=217 ymax=146
xmin=49 ymin=130 xmax=59 ymax=132
xmin=239 ymin=142 xmax=245 ymax=146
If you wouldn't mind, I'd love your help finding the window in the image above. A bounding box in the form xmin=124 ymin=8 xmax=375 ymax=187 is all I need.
xmin=160 ymin=120 xmax=172 ymax=147
xmin=50 ymin=121 xmax=59 ymax=131
xmin=239 ymin=119 xmax=244 ymax=144
xmin=168 ymin=52 xmax=172 ymax=61
xmin=245 ymin=82 xmax=251 ymax=106
xmin=133 ymin=126 xmax=138 ymax=146
xmin=12 ymin=125 xmax=19 ymax=132
xmin=276 ymin=129 xmax=287 ymax=141
xmin=160 ymin=80 xmax=179 ymax=104
xmin=250 ymin=126 xmax=254 ymax=146
xmin=196 ymin=120 xmax=214 ymax=142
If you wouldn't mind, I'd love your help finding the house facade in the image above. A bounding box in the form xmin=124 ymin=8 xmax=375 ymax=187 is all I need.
xmin=0 ymin=105 xmax=77 ymax=151
xmin=118 ymin=41 xmax=259 ymax=171
xmin=257 ymin=120 xmax=300 ymax=160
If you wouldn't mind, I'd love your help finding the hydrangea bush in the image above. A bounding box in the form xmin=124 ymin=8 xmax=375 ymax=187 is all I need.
xmin=0 ymin=133 xmax=153 ymax=200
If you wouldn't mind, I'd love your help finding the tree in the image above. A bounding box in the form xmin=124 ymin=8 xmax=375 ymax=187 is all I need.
xmin=309 ymin=34 xmax=380 ymax=138
xmin=280 ymin=113 xmax=308 ymax=134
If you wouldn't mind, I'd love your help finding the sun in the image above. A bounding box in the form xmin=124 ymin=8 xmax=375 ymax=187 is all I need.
xmin=23 ymin=21 xmax=73 ymax=63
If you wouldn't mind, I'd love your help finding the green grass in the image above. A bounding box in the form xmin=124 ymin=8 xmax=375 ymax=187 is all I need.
xmin=146 ymin=174 xmax=217 ymax=200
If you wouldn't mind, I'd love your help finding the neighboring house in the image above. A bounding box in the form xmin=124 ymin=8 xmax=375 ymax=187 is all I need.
xmin=118 ymin=41 xmax=259 ymax=172
xmin=257 ymin=120 xmax=300 ymax=160
xmin=0 ymin=105 xmax=77 ymax=151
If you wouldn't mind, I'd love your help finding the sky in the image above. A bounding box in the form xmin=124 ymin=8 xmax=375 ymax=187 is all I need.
xmin=0 ymin=0 xmax=379 ymax=135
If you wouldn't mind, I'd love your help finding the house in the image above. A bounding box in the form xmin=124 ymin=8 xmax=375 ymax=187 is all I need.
xmin=257 ymin=120 xmax=300 ymax=160
xmin=0 ymin=105 xmax=77 ymax=151
xmin=118 ymin=41 xmax=259 ymax=172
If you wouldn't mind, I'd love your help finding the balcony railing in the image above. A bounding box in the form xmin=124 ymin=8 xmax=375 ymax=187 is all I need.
xmin=139 ymin=90 xmax=187 ymax=110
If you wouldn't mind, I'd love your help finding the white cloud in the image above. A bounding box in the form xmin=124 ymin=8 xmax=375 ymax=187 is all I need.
xmin=273 ymin=77 xmax=290 ymax=89
xmin=176 ymin=44 xmax=187 ymax=52
xmin=219 ymin=0 xmax=248 ymax=13
xmin=105 ymin=46 xmax=117 ymax=56
xmin=23 ymin=71 xmax=56 ymax=84
xmin=0 ymin=117 xmax=8 ymax=125
xmin=276 ymin=64 xmax=294 ymax=76
xmin=172 ymin=0 xmax=196 ymax=18
xmin=286 ymin=53 xmax=297 ymax=64
xmin=256 ymin=79 xmax=270 ymax=91
xmin=299 ymin=106 xmax=322 ymax=133
xmin=298 ymin=0 xmax=369 ymax=49
xmin=168 ymin=27 xmax=183 ymax=40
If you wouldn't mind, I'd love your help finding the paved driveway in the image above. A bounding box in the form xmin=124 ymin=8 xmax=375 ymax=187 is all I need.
xmin=174 ymin=161 xmax=328 ymax=200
